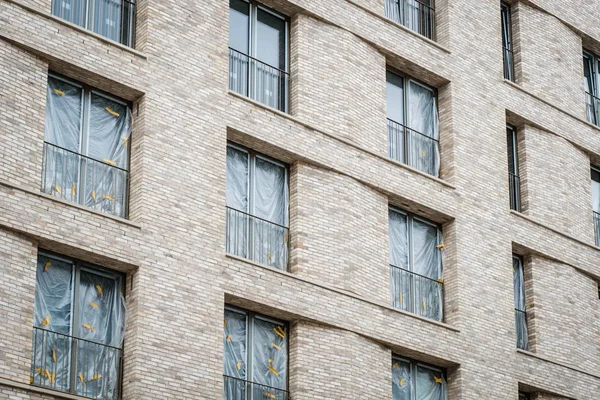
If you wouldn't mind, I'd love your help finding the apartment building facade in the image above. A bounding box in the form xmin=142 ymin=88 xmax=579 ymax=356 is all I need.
xmin=1 ymin=0 xmax=600 ymax=399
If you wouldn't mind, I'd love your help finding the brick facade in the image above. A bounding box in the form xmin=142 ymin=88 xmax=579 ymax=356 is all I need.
xmin=1 ymin=0 xmax=600 ymax=400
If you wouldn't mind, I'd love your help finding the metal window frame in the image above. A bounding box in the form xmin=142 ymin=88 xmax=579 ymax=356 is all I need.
xmin=35 ymin=250 xmax=126 ymax=398
xmin=506 ymin=124 xmax=521 ymax=211
xmin=391 ymin=355 xmax=447 ymax=400
xmin=501 ymin=2 xmax=514 ymax=81
xmin=389 ymin=207 xmax=444 ymax=320
xmin=512 ymin=253 xmax=528 ymax=351
xmin=584 ymin=50 xmax=600 ymax=97
xmin=224 ymin=305 xmax=289 ymax=391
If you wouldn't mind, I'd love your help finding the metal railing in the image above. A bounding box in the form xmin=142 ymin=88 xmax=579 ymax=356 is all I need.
xmin=226 ymin=207 xmax=289 ymax=271
xmin=384 ymin=0 xmax=436 ymax=40
xmin=594 ymin=211 xmax=600 ymax=247
xmin=51 ymin=0 xmax=136 ymax=47
xmin=387 ymin=118 xmax=439 ymax=176
xmin=42 ymin=142 xmax=129 ymax=218
xmin=390 ymin=264 xmax=443 ymax=321
xmin=224 ymin=375 xmax=289 ymax=400
xmin=503 ymin=47 xmax=514 ymax=81
xmin=229 ymin=48 xmax=290 ymax=112
xmin=586 ymin=91 xmax=600 ymax=126
xmin=509 ymin=172 xmax=521 ymax=212
xmin=32 ymin=327 xmax=122 ymax=400
xmin=514 ymin=309 xmax=528 ymax=350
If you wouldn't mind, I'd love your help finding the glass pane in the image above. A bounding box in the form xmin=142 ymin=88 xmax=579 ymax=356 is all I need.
xmin=392 ymin=359 xmax=412 ymax=400
xmin=91 ymin=0 xmax=124 ymax=43
xmin=224 ymin=310 xmax=247 ymax=400
xmin=501 ymin=4 xmax=511 ymax=49
xmin=45 ymin=77 xmax=83 ymax=152
xmin=252 ymin=318 xmax=287 ymax=390
xmin=416 ymin=365 xmax=446 ymax=400
xmin=506 ymin=127 xmax=517 ymax=175
xmin=227 ymin=146 xmax=249 ymax=211
xmin=592 ymin=169 xmax=600 ymax=213
xmin=256 ymin=8 xmax=286 ymax=70
xmin=386 ymin=72 xmax=404 ymax=124
xmin=52 ymin=0 xmax=87 ymax=27
xmin=413 ymin=220 xmax=442 ymax=320
xmin=407 ymin=81 xmax=436 ymax=137
xmin=229 ymin=0 xmax=250 ymax=54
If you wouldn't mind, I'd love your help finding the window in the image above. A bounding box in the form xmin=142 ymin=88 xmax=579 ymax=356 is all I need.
xmin=584 ymin=50 xmax=600 ymax=126
xmin=518 ymin=393 xmax=530 ymax=400
xmin=501 ymin=3 xmax=514 ymax=81
xmin=507 ymin=125 xmax=521 ymax=211
xmin=42 ymin=75 xmax=131 ymax=218
xmin=592 ymin=167 xmax=600 ymax=246
xmin=513 ymin=254 xmax=528 ymax=350
xmin=392 ymin=356 xmax=447 ymax=400
xmin=386 ymin=71 xmax=440 ymax=177
xmin=224 ymin=307 xmax=288 ymax=400
xmin=384 ymin=0 xmax=436 ymax=40
xmin=228 ymin=0 xmax=290 ymax=112
xmin=31 ymin=252 xmax=125 ymax=399
xmin=389 ymin=208 xmax=443 ymax=321
xmin=51 ymin=0 xmax=136 ymax=47
xmin=226 ymin=143 xmax=289 ymax=270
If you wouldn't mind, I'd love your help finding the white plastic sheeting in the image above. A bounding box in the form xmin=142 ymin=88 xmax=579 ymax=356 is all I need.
xmin=392 ymin=358 xmax=447 ymax=400
xmin=389 ymin=209 xmax=443 ymax=321
xmin=225 ymin=144 xmax=289 ymax=270
xmin=407 ymin=81 xmax=440 ymax=177
xmin=32 ymin=253 xmax=125 ymax=399
xmin=513 ymin=256 xmax=528 ymax=350
xmin=223 ymin=309 xmax=287 ymax=399
xmin=43 ymin=76 xmax=131 ymax=218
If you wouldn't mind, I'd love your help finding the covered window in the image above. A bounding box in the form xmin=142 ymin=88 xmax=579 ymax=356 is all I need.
xmin=518 ymin=393 xmax=530 ymax=400
xmin=592 ymin=167 xmax=600 ymax=246
xmin=31 ymin=252 xmax=125 ymax=399
xmin=507 ymin=125 xmax=520 ymax=211
xmin=228 ymin=0 xmax=289 ymax=112
xmin=501 ymin=3 xmax=514 ymax=81
xmin=392 ymin=356 xmax=447 ymax=400
xmin=51 ymin=0 xmax=136 ymax=47
xmin=389 ymin=208 xmax=444 ymax=321
xmin=384 ymin=0 xmax=436 ymax=40
xmin=513 ymin=254 xmax=528 ymax=350
xmin=387 ymin=71 xmax=440 ymax=177
xmin=224 ymin=307 xmax=288 ymax=400
xmin=226 ymin=143 xmax=289 ymax=270
xmin=584 ymin=50 xmax=600 ymax=126
xmin=42 ymin=75 xmax=131 ymax=219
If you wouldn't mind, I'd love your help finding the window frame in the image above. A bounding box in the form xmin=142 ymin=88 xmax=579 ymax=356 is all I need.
xmin=224 ymin=305 xmax=289 ymax=391
xmin=389 ymin=207 xmax=444 ymax=321
xmin=44 ymin=73 xmax=132 ymax=218
xmin=384 ymin=0 xmax=437 ymax=41
xmin=391 ymin=355 xmax=447 ymax=400
xmin=584 ymin=50 xmax=600 ymax=126
xmin=507 ymin=124 xmax=521 ymax=211
xmin=513 ymin=254 xmax=528 ymax=350
xmin=501 ymin=2 xmax=514 ymax=81
xmin=33 ymin=250 xmax=126 ymax=398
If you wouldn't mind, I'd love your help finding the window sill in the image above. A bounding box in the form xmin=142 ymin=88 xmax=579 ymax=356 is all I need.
xmin=5 ymin=0 xmax=148 ymax=59
xmin=0 ymin=377 xmax=95 ymax=400
xmin=227 ymin=91 xmax=457 ymax=191
xmin=225 ymin=253 xmax=460 ymax=333
xmin=516 ymin=349 xmax=600 ymax=380
xmin=0 ymin=179 xmax=141 ymax=229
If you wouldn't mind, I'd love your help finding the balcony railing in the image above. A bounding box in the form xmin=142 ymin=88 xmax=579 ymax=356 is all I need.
xmin=387 ymin=118 xmax=439 ymax=176
xmin=586 ymin=91 xmax=600 ymax=126
xmin=503 ymin=47 xmax=514 ymax=81
xmin=51 ymin=0 xmax=136 ymax=47
xmin=224 ymin=375 xmax=289 ymax=400
xmin=226 ymin=207 xmax=289 ymax=271
xmin=594 ymin=211 xmax=600 ymax=246
xmin=384 ymin=0 xmax=436 ymax=40
xmin=42 ymin=142 xmax=129 ymax=218
xmin=31 ymin=327 xmax=122 ymax=400
xmin=509 ymin=172 xmax=521 ymax=212
xmin=390 ymin=264 xmax=443 ymax=321
xmin=229 ymin=47 xmax=290 ymax=112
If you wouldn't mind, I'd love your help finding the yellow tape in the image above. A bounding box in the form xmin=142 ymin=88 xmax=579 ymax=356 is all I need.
xmin=71 ymin=184 xmax=76 ymax=196
xmin=79 ymin=372 xmax=85 ymax=385
xmin=422 ymin=301 xmax=427 ymax=310
xmin=421 ymin=150 xmax=427 ymax=157
xmin=49 ymin=371 xmax=56 ymax=384
xmin=399 ymin=293 xmax=403 ymax=303
xmin=90 ymin=302 xmax=99 ymax=309
xmin=83 ymin=323 xmax=94 ymax=332
xmin=44 ymin=261 xmax=51 ymax=271
xmin=41 ymin=315 xmax=50 ymax=326
xmin=96 ymin=284 xmax=103 ymax=297
xmin=53 ymin=88 xmax=65 ymax=96
xmin=437 ymin=278 xmax=444 ymax=283
xmin=434 ymin=376 xmax=443 ymax=384
xmin=271 ymin=343 xmax=281 ymax=350
xmin=237 ymin=362 xmax=242 ymax=370
xmin=121 ymin=136 xmax=129 ymax=146
xmin=269 ymin=359 xmax=273 ymax=364
xmin=267 ymin=366 xmax=279 ymax=376
xmin=223 ymin=319 xmax=226 ymax=329
xmin=53 ymin=184 xmax=62 ymax=195
xmin=103 ymin=194 xmax=116 ymax=201
xmin=392 ymin=362 xmax=399 ymax=369
xmin=90 ymin=374 xmax=102 ymax=381
xmin=103 ymin=158 xmax=117 ymax=166
xmin=52 ymin=348 xmax=57 ymax=363
xmin=399 ymin=377 xmax=406 ymax=387
xmin=436 ymin=243 xmax=446 ymax=250
xmin=266 ymin=393 xmax=276 ymax=399
xmin=273 ymin=326 xmax=286 ymax=338
xmin=105 ymin=107 xmax=120 ymax=117
xmin=226 ymin=334 xmax=232 ymax=342
xmin=92 ymin=190 xmax=97 ymax=202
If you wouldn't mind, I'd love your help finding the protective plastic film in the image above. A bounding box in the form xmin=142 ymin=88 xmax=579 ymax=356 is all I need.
xmin=513 ymin=256 xmax=528 ymax=350
xmin=389 ymin=210 xmax=410 ymax=312
xmin=224 ymin=309 xmax=247 ymax=399
xmin=252 ymin=317 xmax=287 ymax=392
xmin=392 ymin=358 xmax=412 ymax=400
xmin=413 ymin=219 xmax=442 ymax=320
xmin=416 ymin=364 xmax=447 ymax=400
xmin=407 ymin=81 xmax=440 ymax=177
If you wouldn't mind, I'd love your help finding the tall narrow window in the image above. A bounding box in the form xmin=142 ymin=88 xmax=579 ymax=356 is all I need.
xmin=226 ymin=143 xmax=289 ymax=270
xmin=51 ymin=0 xmax=136 ymax=47
xmin=31 ymin=252 xmax=125 ymax=399
xmin=591 ymin=167 xmax=600 ymax=246
xmin=389 ymin=208 xmax=443 ymax=321
xmin=224 ymin=307 xmax=288 ymax=400
xmin=228 ymin=0 xmax=289 ymax=112
xmin=384 ymin=0 xmax=436 ymax=40
xmin=42 ymin=75 xmax=132 ymax=218
xmin=501 ymin=3 xmax=514 ymax=81
xmin=392 ymin=356 xmax=447 ymax=400
xmin=584 ymin=51 xmax=600 ymax=126
xmin=507 ymin=125 xmax=521 ymax=211
xmin=513 ymin=254 xmax=528 ymax=350
xmin=387 ymin=71 xmax=440 ymax=177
